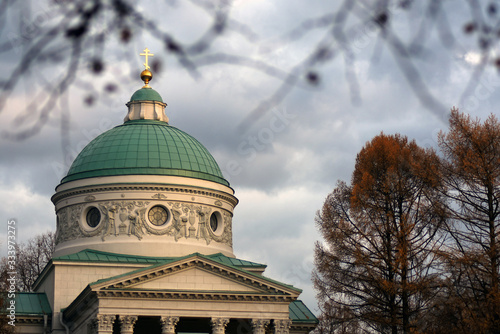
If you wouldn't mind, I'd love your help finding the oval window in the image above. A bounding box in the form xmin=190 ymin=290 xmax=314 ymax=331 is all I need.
xmin=210 ymin=212 xmax=219 ymax=232
xmin=86 ymin=207 xmax=101 ymax=228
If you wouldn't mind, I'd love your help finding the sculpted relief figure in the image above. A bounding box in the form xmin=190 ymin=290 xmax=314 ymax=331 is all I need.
xmin=166 ymin=209 xmax=181 ymax=237
xmin=130 ymin=207 xmax=146 ymax=239
xmin=165 ymin=209 xmax=188 ymax=241
xmin=55 ymin=205 xmax=86 ymax=244
xmin=196 ymin=207 xmax=212 ymax=245
xmin=99 ymin=204 xmax=118 ymax=241
xmin=128 ymin=212 xmax=142 ymax=240
xmin=222 ymin=212 xmax=233 ymax=247
xmin=55 ymin=212 xmax=65 ymax=245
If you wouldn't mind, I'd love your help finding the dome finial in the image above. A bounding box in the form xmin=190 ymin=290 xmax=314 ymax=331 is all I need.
xmin=140 ymin=48 xmax=154 ymax=88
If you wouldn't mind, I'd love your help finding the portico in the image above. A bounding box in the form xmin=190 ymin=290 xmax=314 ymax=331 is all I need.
xmin=53 ymin=252 xmax=302 ymax=334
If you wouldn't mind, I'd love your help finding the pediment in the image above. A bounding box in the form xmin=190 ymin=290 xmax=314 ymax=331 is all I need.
xmin=90 ymin=254 xmax=301 ymax=298
xmin=115 ymin=267 xmax=261 ymax=293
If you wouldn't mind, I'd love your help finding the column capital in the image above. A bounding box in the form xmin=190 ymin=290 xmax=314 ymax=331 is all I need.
xmin=120 ymin=315 xmax=138 ymax=334
xmin=160 ymin=316 xmax=180 ymax=334
xmin=91 ymin=314 xmax=115 ymax=334
xmin=211 ymin=317 xmax=230 ymax=334
xmin=274 ymin=319 xmax=292 ymax=334
xmin=251 ymin=319 xmax=270 ymax=334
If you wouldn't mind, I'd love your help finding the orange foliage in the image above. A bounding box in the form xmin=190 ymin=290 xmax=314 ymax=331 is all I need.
xmin=438 ymin=108 xmax=500 ymax=334
xmin=315 ymin=111 xmax=500 ymax=333
xmin=314 ymin=133 xmax=445 ymax=334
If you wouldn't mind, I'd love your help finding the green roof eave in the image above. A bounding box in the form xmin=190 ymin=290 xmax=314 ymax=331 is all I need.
xmin=53 ymin=249 xmax=179 ymax=266
xmin=53 ymin=249 xmax=266 ymax=269
xmin=9 ymin=293 xmax=52 ymax=316
xmin=207 ymin=253 xmax=267 ymax=269
xmin=289 ymin=300 xmax=319 ymax=324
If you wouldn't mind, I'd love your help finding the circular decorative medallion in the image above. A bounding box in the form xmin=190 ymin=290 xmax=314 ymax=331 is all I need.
xmin=210 ymin=212 xmax=219 ymax=232
xmin=86 ymin=207 xmax=101 ymax=228
xmin=148 ymin=206 xmax=169 ymax=226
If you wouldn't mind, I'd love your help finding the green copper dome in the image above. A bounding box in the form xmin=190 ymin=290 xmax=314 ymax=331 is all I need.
xmin=129 ymin=87 xmax=163 ymax=102
xmin=62 ymin=120 xmax=228 ymax=186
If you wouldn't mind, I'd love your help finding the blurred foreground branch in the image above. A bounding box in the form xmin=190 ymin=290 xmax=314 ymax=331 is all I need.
xmin=1 ymin=0 xmax=499 ymax=139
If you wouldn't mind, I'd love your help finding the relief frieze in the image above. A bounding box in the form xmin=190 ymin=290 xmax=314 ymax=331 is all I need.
xmin=55 ymin=200 xmax=233 ymax=247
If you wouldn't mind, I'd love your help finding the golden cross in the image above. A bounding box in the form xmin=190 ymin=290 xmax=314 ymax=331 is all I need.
xmin=140 ymin=48 xmax=154 ymax=70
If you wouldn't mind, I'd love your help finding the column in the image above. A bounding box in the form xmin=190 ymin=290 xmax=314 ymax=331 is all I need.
xmin=211 ymin=317 xmax=229 ymax=334
xmin=120 ymin=315 xmax=138 ymax=334
xmin=274 ymin=319 xmax=292 ymax=334
xmin=160 ymin=316 xmax=180 ymax=334
xmin=251 ymin=319 xmax=270 ymax=334
xmin=91 ymin=314 xmax=115 ymax=334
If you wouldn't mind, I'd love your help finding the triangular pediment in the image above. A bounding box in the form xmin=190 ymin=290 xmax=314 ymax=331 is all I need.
xmin=90 ymin=254 xmax=301 ymax=298
xmin=118 ymin=267 xmax=261 ymax=293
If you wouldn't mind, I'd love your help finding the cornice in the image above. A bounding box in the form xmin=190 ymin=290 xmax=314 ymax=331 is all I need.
xmin=16 ymin=316 xmax=51 ymax=325
xmin=290 ymin=323 xmax=318 ymax=331
xmin=95 ymin=290 xmax=296 ymax=303
xmin=52 ymin=184 xmax=238 ymax=207
xmin=65 ymin=288 xmax=296 ymax=323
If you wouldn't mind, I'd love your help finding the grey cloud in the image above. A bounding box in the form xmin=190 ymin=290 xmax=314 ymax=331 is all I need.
xmin=3 ymin=0 xmax=500 ymax=317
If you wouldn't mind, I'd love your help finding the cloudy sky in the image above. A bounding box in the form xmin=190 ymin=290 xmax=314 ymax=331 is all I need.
xmin=1 ymin=0 xmax=500 ymax=314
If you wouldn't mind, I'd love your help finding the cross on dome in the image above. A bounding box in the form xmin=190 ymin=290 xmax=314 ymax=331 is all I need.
xmin=140 ymin=48 xmax=154 ymax=70
xmin=139 ymin=48 xmax=154 ymax=88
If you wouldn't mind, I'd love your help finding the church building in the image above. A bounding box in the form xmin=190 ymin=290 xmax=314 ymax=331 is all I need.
xmin=13 ymin=49 xmax=318 ymax=334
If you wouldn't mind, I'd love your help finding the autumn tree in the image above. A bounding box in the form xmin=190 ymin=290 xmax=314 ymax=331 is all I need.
xmin=0 ymin=231 xmax=55 ymax=292
xmin=438 ymin=109 xmax=500 ymax=333
xmin=314 ymin=134 xmax=446 ymax=334
xmin=313 ymin=303 xmax=363 ymax=334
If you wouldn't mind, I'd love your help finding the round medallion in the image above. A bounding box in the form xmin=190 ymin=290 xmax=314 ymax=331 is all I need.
xmin=86 ymin=207 xmax=101 ymax=228
xmin=148 ymin=206 xmax=169 ymax=226
xmin=210 ymin=212 xmax=219 ymax=232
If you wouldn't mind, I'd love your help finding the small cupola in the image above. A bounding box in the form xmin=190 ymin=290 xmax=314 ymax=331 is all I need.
xmin=124 ymin=48 xmax=169 ymax=123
